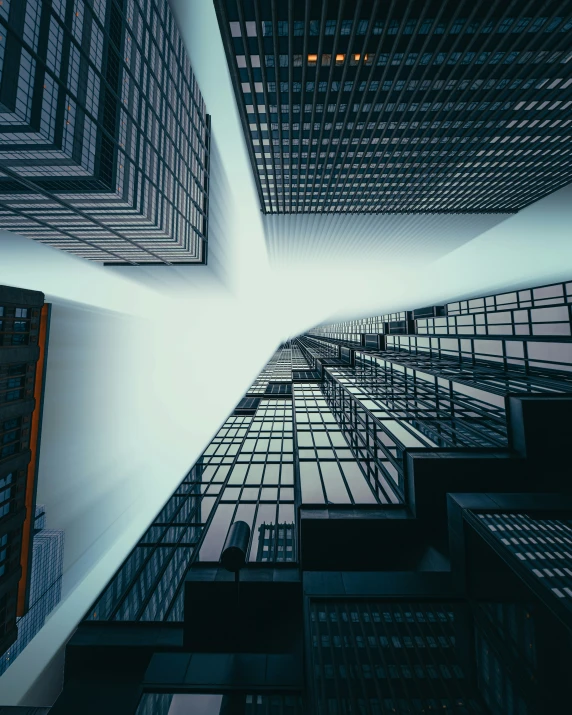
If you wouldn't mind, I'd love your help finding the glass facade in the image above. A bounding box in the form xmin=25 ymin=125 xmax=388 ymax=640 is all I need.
xmin=52 ymin=276 xmax=572 ymax=714
xmin=310 ymin=601 xmax=485 ymax=715
xmin=0 ymin=0 xmax=210 ymax=264
xmin=215 ymin=0 xmax=572 ymax=214
xmin=471 ymin=510 xmax=572 ymax=620
xmin=0 ymin=505 xmax=64 ymax=674
xmin=84 ymin=277 xmax=572 ymax=630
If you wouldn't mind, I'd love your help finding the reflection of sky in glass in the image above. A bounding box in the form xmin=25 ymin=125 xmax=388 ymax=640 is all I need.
xmin=169 ymin=694 xmax=224 ymax=715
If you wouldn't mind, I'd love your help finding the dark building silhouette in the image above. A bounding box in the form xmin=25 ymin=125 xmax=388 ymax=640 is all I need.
xmin=0 ymin=286 xmax=49 ymax=657
xmin=0 ymin=0 xmax=210 ymax=264
xmin=48 ymin=277 xmax=572 ymax=714
xmin=214 ymin=0 xmax=572 ymax=214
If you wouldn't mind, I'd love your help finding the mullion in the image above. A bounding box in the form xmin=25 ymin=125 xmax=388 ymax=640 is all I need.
xmin=269 ymin=0 xmax=285 ymax=212
xmin=287 ymin=0 xmax=294 ymax=213
xmin=363 ymin=0 xmax=509 ymax=203
xmin=310 ymin=0 xmax=382 ymax=206
xmin=102 ymin=416 xmax=253 ymax=621
xmin=293 ymin=0 xmax=310 ymax=212
xmin=330 ymin=0 xmax=428 ymax=209
xmin=38 ymin=3 xmax=209 ymax=181
xmin=310 ymin=0 xmax=368 ymax=211
xmin=342 ymin=0 xmax=463 ymax=201
xmin=0 ymin=162 xmax=168 ymax=263
xmin=313 ymin=0 xmax=403 ymax=207
xmin=354 ymin=2 xmax=474 ymax=211
xmin=253 ymin=0 xmax=275 ymax=210
xmin=306 ymin=0 xmax=363 ymax=210
xmin=374 ymin=1 xmax=572 ymax=211
xmin=322 ymin=370 xmax=403 ymax=502
xmin=0 ymin=1 xmax=207 ymax=259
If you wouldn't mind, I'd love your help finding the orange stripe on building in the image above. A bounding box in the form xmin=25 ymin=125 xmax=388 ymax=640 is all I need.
xmin=17 ymin=303 xmax=49 ymax=617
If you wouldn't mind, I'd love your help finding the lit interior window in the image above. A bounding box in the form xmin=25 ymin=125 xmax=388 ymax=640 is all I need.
xmin=335 ymin=54 xmax=346 ymax=64
xmin=307 ymin=54 xmax=318 ymax=65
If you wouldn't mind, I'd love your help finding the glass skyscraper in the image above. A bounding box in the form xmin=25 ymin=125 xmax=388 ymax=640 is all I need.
xmin=0 ymin=0 xmax=210 ymax=264
xmin=214 ymin=0 xmax=572 ymax=213
xmin=47 ymin=276 xmax=572 ymax=714
xmin=0 ymin=505 xmax=64 ymax=675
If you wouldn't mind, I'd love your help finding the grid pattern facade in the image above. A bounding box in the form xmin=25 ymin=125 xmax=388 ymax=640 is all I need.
xmin=0 ymin=506 xmax=64 ymax=675
xmin=475 ymin=511 xmax=572 ymax=611
xmin=299 ymin=279 xmax=572 ymax=501
xmin=249 ymin=342 xmax=298 ymax=394
xmin=87 ymin=389 xmax=300 ymax=622
xmin=473 ymin=601 xmax=536 ymax=715
xmin=310 ymin=280 xmax=572 ymax=388
xmin=86 ymin=343 xmax=389 ymax=624
xmin=215 ymin=0 xmax=572 ymax=214
xmin=0 ymin=0 xmax=210 ymax=264
xmin=309 ymin=600 xmax=485 ymax=714
xmin=295 ymin=382 xmax=381 ymax=506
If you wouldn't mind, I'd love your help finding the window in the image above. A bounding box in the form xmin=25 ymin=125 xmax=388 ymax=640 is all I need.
xmin=0 ymin=534 xmax=8 ymax=578
xmin=335 ymin=54 xmax=345 ymax=65
xmin=0 ymin=473 xmax=12 ymax=518
xmin=1 ymin=444 xmax=17 ymax=459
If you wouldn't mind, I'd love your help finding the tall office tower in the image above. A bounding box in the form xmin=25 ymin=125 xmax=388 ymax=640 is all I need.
xmin=50 ymin=278 xmax=572 ymax=714
xmin=214 ymin=0 xmax=572 ymax=214
xmin=0 ymin=505 xmax=64 ymax=675
xmin=0 ymin=286 xmax=49 ymax=657
xmin=0 ymin=0 xmax=210 ymax=264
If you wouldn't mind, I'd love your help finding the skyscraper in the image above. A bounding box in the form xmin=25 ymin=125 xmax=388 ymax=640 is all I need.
xmin=48 ymin=276 xmax=572 ymax=713
xmin=0 ymin=505 xmax=64 ymax=675
xmin=0 ymin=0 xmax=210 ymax=265
xmin=0 ymin=285 xmax=49 ymax=657
xmin=214 ymin=0 xmax=572 ymax=214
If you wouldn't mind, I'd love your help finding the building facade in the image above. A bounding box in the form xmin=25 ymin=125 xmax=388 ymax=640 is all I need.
xmin=0 ymin=285 xmax=49 ymax=657
xmin=48 ymin=277 xmax=572 ymax=713
xmin=215 ymin=0 xmax=572 ymax=214
xmin=0 ymin=0 xmax=210 ymax=264
xmin=0 ymin=505 xmax=64 ymax=675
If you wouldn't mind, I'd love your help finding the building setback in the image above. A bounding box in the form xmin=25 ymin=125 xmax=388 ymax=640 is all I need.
xmin=0 ymin=285 xmax=49 ymax=657
xmin=214 ymin=0 xmax=572 ymax=214
xmin=46 ymin=277 xmax=572 ymax=713
xmin=0 ymin=0 xmax=210 ymax=265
